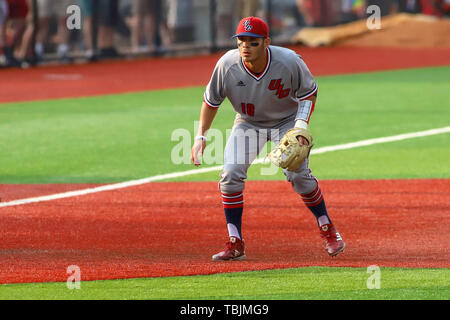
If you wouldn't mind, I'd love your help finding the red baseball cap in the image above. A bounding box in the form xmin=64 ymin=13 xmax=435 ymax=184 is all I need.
xmin=233 ymin=16 xmax=269 ymax=38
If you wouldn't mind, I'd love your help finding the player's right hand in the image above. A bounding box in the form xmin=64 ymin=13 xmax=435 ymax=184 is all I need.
xmin=191 ymin=139 xmax=206 ymax=167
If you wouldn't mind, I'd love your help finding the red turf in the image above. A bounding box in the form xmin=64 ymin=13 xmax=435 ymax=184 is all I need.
xmin=0 ymin=179 xmax=448 ymax=284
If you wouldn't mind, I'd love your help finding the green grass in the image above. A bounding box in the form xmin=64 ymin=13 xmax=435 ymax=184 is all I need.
xmin=0 ymin=66 xmax=449 ymax=183
xmin=0 ymin=267 xmax=448 ymax=300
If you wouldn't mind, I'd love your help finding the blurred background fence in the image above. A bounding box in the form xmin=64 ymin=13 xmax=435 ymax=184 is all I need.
xmin=0 ymin=0 xmax=449 ymax=68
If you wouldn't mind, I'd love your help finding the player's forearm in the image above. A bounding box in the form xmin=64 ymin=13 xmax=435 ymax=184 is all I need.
xmin=295 ymin=96 xmax=316 ymax=129
xmin=196 ymin=102 xmax=218 ymax=137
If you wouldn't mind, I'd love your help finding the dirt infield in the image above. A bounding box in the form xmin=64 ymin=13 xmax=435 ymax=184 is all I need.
xmin=293 ymin=14 xmax=450 ymax=48
xmin=0 ymin=179 xmax=448 ymax=284
xmin=1 ymin=46 xmax=450 ymax=104
xmin=338 ymin=15 xmax=450 ymax=48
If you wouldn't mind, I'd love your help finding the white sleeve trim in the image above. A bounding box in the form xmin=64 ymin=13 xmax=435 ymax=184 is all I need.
xmin=297 ymin=82 xmax=318 ymax=101
xmin=203 ymin=92 xmax=221 ymax=108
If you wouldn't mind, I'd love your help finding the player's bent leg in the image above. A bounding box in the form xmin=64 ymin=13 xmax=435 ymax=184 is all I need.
xmin=219 ymin=163 xmax=248 ymax=195
xmin=214 ymin=164 xmax=247 ymax=261
xmin=283 ymin=158 xmax=317 ymax=196
xmin=220 ymin=162 xmax=248 ymax=238
xmin=284 ymin=160 xmax=346 ymax=257
xmin=213 ymin=123 xmax=266 ymax=261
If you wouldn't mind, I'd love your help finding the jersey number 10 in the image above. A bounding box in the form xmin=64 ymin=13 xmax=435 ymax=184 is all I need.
xmin=241 ymin=103 xmax=255 ymax=117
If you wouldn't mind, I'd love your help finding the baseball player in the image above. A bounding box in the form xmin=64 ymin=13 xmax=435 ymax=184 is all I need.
xmin=191 ymin=17 xmax=345 ymax=261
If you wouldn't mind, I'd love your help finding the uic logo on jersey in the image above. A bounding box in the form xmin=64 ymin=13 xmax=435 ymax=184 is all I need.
xmin=269 ymin=79 xmax=290 ymax=99
xmin=243 ymin=19 xmax=253 ymax=31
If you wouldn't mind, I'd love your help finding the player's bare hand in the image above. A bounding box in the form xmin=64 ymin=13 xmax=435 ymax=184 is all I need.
xmin=191 ymin=139 xmax=206 ymax=167
xmin=297 ymin=135 xmax=309 ymax=146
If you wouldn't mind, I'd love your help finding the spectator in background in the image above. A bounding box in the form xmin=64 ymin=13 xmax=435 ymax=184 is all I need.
xmin=98 ymin=0 xmax=120 ymax=58
xmin=79 ymin=0 xmax=93 ymax=59
xmin=18 ymin=0 xmax=73 ymax=64
xmin=0 ymin=0 xmax=8 ymax=64
xmin=0 ymin=0 xmax=28 ymax=67
xmin=131 ymin=0 xmax=170 ymax=54
xmin=0 ymin=0 xmax=7 ymax=26
xmin=338 ymin=0 xmax=366 ymax=23
xmin=215 ymin=0 xmax=260 ymax=46
xmin=397 ymin=0 xmax=421 ymax=13
xmin=36 ymin=0 xmax=73 ymax=61
xmin=443 ymin=0 xmax=450 ymax=16
xmin=419 ymin=0 xmax=447 ymax=16
xmin=366 ymin=0 xmax=397 ymax=16
xmin=167 ymin=0 xmax=194 ymax=43
xmin=215 ymin=0 xmax=234 ymax=46
xmin=79 ymin=0 xmax=120 ymax=60
xmin=237 ymin=0 xmax=259 ymax=18
xmin=296 ymin=0 xmax=339 ymax=27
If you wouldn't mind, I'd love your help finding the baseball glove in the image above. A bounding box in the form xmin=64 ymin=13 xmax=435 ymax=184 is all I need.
xmin=267 ymin=128 xmax=313 ymax=172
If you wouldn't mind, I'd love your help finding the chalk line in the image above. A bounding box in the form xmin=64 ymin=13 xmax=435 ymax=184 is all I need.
xmin=1 ymin=126 xmax=449 ymax=208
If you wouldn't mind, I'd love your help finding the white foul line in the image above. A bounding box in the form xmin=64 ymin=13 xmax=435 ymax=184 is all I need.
xmin=1 ymin=126 xmax=449 ymax=208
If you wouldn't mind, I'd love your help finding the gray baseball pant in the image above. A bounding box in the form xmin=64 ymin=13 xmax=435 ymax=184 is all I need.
xmin=219 ymin=119 xmax=318 ymax=195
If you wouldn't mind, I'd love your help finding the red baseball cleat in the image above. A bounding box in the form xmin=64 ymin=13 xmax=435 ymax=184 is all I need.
xmin=319 ymin=224 xmax=346 ymax=257
xmin=212 ymin=237 xmax=246 ymax=261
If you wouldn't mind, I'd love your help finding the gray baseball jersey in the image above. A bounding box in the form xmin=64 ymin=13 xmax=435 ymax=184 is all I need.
xmin=203 ymin=45 xmax=318 ymax=128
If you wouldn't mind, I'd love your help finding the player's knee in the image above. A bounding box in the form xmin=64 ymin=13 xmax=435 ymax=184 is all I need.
xmin=219 ymin=164 xmax=247 ymax=194
xmin=284 ymin=169 xmax=317 ymax=195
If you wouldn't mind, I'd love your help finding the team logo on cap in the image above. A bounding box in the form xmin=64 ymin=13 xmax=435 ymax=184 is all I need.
xmin=243 ymin=19 xmax=253 ymax=31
